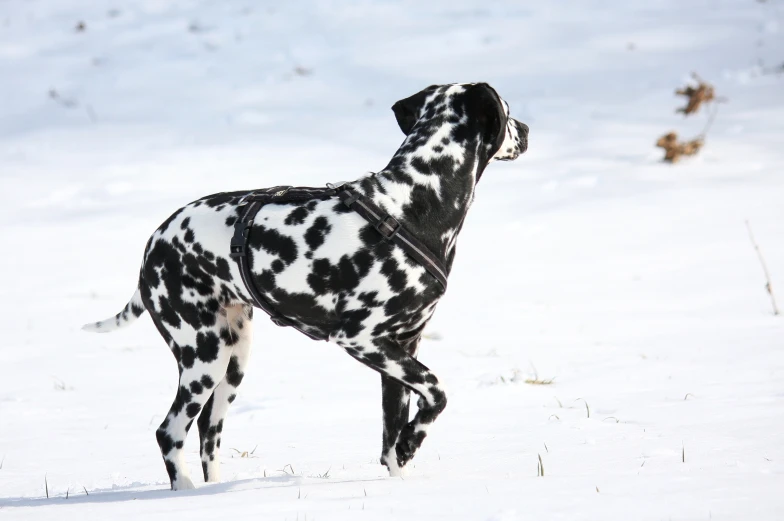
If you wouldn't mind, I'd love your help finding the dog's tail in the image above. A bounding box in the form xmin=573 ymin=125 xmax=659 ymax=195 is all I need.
xmin=82 ymin=288 xmax=147 ymax=333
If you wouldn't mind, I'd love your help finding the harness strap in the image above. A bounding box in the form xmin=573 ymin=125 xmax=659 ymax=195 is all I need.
xmin=336 ymin=189 xmax=449 ymax=289
xmin=229 ymin=184 xmax=448 ymax=340
xmin=230 ymin=199 xmax=329 ymax=341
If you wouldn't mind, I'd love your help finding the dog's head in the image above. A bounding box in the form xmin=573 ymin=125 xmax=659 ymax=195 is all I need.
xmin=391 ymin=83 xmax=529 ymax=170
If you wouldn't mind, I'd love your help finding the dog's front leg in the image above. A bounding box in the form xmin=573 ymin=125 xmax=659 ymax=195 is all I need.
xmin=379 ymin=335 xmax=420 ymax=476
xmin=380 ymin=375 xmax=411 ymax=476
xmin=342 ymin=335 xmax=447 ymax=476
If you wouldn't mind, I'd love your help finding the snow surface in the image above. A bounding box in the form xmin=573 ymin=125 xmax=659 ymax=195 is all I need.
xmin=2 ymin=0 xmax=784 ymax=519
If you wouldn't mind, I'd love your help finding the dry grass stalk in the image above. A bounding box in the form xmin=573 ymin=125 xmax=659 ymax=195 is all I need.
xmin=574 ymin=398 xmax=591 ymax=418
xmin=656 ymin=132 xmax=703 ymax=163
xmin=525 ymin=376 xmax=555 ymax=385
xmin=745 ymin=220 xmax=780 ymax=315
xmin=537 ymin=454 xmax=544 ymax=477
xmin=524 ymin=364 xmax=555 ymax=385
xmin=676 ymin=73 xmax=715 ymax=115
xmin=230 ymin=445 xmax=258 ymax=458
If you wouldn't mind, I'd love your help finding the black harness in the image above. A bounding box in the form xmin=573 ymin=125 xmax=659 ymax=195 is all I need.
xmin=229 ymin=183 xmax=448 ymax=341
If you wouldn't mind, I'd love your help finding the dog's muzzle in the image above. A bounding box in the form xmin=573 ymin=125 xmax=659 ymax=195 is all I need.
xmin=494 ymin=119 xmax=529 ymax=161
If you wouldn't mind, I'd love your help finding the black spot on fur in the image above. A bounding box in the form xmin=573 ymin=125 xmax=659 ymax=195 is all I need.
xmin=363 ymin=351 xmax=386 ymax=368
xmin=285 ymin=206 xmax=309 ymax=225
xmin=257 ymin=270 xmax=276 ymax=292
xmin=158 ymin=296 xmax=181 ymax=329
xmin=304 ymin=216 xmax=331 ymax=251
xmin=342 ymin=308 xmax=372 ymax=338
xmin=249 ymin=226 xmax=298 ymax=265
xmin=219 ymin=326 xmax=238 ymax=346
xmin=226 ymin=356 xmax=244 ymax=387
xmin=352 ymin=250 xmax=373 ymax=277
xmin=180 ymin=345 xmax=196 ymax=369
xmin=186 ymin=403 xmax=202 ymax=418
xmin=156 ymin=429 xmax=175 ymax=455
xmin=381 ymin=258 xmax=407 ymax=292
xmin=216 ymin=257 xmax=232 ymax=280
xmin=165 ymin=460 xmax=177 ymax=483
xmin=196 ymin=331 xmax=220 ymax=363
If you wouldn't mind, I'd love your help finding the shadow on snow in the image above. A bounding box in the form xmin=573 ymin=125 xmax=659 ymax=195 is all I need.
xmin=0 ymin=474 xmax=385 ymax=508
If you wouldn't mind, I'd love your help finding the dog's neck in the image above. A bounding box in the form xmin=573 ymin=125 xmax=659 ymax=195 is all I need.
xmin=350 ymin=122 xmax=487 ymax=268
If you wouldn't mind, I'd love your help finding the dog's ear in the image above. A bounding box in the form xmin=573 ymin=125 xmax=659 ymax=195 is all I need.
xmin=391 ymin=85 xmax=438 ymax=135
xmin=465 ymin=83 xmax=507 ymax=153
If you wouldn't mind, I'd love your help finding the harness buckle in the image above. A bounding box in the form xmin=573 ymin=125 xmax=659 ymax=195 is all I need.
xmin=374 ymin=214 xmax=401 ymax=241
xmin=229 ymin=220 xmax=253 ymax=258
xmin=339 ymin=190 xmax=361 ymax=208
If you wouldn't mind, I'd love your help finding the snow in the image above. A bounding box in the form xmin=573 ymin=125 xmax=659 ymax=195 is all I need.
xmin=1 ymin=0 xmax=784 ymax=519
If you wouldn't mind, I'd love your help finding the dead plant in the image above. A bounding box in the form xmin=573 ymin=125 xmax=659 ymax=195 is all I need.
xmin=675 ymin=73 xmax=715 ymax=115
xmin=655 ymin=132 xmax=704 ymax=163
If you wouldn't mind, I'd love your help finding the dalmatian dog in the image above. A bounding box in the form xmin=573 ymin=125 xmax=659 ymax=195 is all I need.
xmin=84 ymin=82 xmax=528 ymax=490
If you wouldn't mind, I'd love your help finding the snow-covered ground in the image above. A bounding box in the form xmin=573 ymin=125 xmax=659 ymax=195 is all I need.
xmin=1 ymin=0 xmax=783 ymax=519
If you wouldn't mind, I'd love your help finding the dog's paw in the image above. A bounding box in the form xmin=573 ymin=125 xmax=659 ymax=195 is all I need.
xmin=387 ymin=461 xmax=409 ymax=477
xmin=172 ymin=476 xmax=196 ymax=491
xmin=395 ymin=423 xmax=427 ymax=467
xmin=382 ymin=448 xmax=408 ymax=477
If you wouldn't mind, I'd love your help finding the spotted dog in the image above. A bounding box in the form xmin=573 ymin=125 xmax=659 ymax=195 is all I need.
xmin=84 ymin=83 xmax=529 ymax=490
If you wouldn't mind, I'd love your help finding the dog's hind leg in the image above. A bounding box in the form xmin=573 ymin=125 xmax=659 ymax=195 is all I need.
xmin=155 ymin=338 xmax=231 ymax=490
xmin=342 ymin=336 xmax=446 ymax=475
xmin=144 ymin=297 xmax=243 ymax=490
xmin=197 ymin=304 xmax=253 ymax=483
xmin=379 ymin=335 xmax=421 ymax=476
xmin=155 ymin=334 xmax=234 ymax=490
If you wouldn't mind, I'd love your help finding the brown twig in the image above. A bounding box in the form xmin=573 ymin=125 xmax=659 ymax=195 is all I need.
xmin=745 ymin=220 xmax=780 ymax=315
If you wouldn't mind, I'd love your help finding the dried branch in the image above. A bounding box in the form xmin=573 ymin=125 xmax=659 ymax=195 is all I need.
xmin=745 ymin=220 xmax=780 ymax=315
